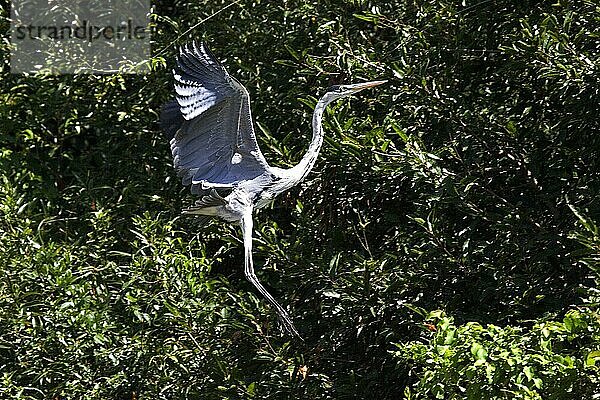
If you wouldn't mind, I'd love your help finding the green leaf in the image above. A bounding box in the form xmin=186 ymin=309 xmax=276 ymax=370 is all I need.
xmin=585 ymin=350 xmax=600 ymax=367
xmin=471 ymin=342 xmax=487 ymax=361
xmin=524 ymin=366 xmax=534 ymax=381
xmin=247 ymin=382 xmax=256 ymax=397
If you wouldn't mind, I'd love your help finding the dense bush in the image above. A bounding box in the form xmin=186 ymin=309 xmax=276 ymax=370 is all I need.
xmin=1 ymin=0 xmax=599 ymax=398
xmin=398 ymin=307 xmax=600 ymax=399
xmin=398 ymin=209 xmax=600 ymax=399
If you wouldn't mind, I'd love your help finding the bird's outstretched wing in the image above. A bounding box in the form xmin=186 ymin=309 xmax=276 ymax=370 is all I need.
xmin=161 ymin=41 xmax=270 ymax=192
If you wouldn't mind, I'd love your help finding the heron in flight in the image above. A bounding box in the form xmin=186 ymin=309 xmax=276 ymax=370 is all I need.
xmin=161 ymin=41 xmax=385 ymax=339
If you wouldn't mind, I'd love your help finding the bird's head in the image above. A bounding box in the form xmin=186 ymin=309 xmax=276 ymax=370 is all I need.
xmin=322 ymin=80 xmax=387 ymax=104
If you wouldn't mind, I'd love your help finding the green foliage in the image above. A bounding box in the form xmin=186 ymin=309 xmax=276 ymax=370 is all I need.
xmin=1 ymin=0 xmax=599 ymax=398
xmin=396 ymin=308 xmax=600 ymax=399
xmin=569 ymin=203 xmax=600 ymax=276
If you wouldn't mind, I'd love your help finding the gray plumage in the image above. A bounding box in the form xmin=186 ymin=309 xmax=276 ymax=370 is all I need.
xmin=161 ymin=41 xmax=386 ymax=339
xmin=161 ymin=42 xmax=268 ymax=194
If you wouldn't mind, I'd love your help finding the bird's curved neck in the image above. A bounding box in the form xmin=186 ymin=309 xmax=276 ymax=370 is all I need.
xmin=288 ymin=97 xmax=329 ymax=183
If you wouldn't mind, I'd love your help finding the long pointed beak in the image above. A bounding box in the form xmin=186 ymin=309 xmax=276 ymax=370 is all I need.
xmin=349 ymin=80 xmax=388 ymax=92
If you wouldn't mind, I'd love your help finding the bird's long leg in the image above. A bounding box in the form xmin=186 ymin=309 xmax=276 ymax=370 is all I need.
xmin=241 ymin=208 xmax=301 ymax=340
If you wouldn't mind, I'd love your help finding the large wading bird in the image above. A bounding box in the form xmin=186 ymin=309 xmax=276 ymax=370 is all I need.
xmin=161 ymin=41 xmax=386 ymax=339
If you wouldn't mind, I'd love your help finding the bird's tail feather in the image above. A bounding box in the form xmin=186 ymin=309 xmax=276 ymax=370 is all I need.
xmin=181 ymin=189 xmax=226 ymax=217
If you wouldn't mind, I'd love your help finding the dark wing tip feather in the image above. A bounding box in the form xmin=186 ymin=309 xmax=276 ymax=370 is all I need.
xmin=173 ymin=41 xmax=234 ymax=121
xmin=175 ymin=41 xmax=227 ymax=83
